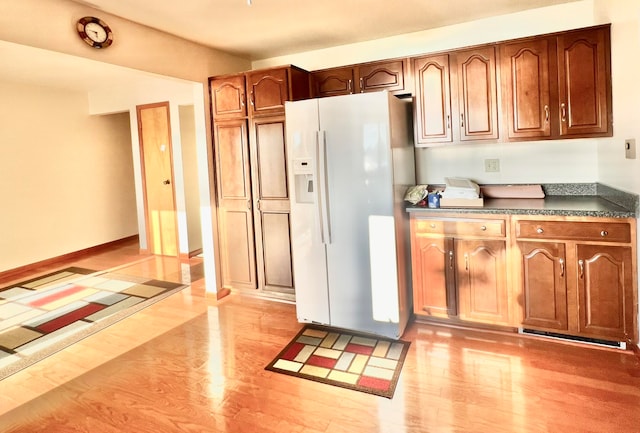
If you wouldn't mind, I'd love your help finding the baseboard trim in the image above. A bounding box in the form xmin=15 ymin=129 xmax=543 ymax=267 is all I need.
xmin=0 ymin=235 xmax=139 ymax=283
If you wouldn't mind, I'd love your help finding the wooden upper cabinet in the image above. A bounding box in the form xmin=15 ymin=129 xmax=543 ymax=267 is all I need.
xmin=209 ymin=75 xmax=247 ymax=119
xmin=246 ymin=69 xmax=289 ymax=116
xmin=454 ymin=46 xmax=499 ymax=141
xmin=557 ymin=26 xmax=612 ymax=137
xmin=500 ymin=38 xmax=553 ymax=139
xmin=246 ymin=66 xmax=311 ymax=117
xmin=311 ymin=67 xmax=355 ymax=98
xmin=357 ymin=59 xmax=408 ymax=94
xmin=311 ymin=59 xmax=409 ymax=98
xmin=413 ymin=54 xmax=453 ymax=145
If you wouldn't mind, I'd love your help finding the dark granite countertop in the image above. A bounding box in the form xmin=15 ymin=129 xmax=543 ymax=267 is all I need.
xmin=405 ymin=183 xmax=638 ymax=218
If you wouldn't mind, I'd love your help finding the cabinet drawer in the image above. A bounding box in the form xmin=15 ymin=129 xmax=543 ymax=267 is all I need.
xmin=413 ymin=218 xmax=506 ymax=237
xmin=516 ymin=220 xmax=631 ymax=243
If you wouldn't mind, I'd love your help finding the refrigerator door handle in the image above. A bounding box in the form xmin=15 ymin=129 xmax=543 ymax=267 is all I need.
xmin=317 ymin=130 xmax=332 ymax=244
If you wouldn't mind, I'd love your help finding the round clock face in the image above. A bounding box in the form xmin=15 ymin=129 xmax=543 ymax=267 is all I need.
xmin=77 ymin=16 xmax=113 ymax=49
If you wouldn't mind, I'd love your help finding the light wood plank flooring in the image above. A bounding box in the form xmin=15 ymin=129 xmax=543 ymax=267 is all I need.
xmin=1 ymin=240 xmax=639 ymax=432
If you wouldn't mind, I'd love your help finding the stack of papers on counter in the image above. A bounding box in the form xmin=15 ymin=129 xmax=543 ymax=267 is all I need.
xmin=442 ymin=177 xmax=480 ymax=199
xmin=440 ymin=177 xmax=484 ymax=207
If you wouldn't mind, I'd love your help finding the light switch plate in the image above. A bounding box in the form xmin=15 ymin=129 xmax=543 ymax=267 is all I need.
xmin=625 ymin=138 xmax=636 ymax=159
xmin=484 ymin=158 xmax=500 ymax=172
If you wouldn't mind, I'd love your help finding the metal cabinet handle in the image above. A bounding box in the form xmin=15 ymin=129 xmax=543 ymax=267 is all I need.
xmin=359 ymin=77 xmax=364 ymax=93
xmin=240 ymin=93 xmax=245 ymax=107
xmin=449 ymin=251 xmax=454 ymax=270
xmin=430 ymin=223 xmax=436 ymax=229
xmin=544 ymin=105 xmax=549 ymax=122
xmin=464 ymin=253 xmax=469 ymax=271
xmin=559 ymin=258 xmax=565 ymax=277
xmin=480 ymin=225 xmax=487 ymax=231
xmin=348 ymin=79 xmax=352 ymax=94
xmin=600 ymin=230 xmax=608 ymax=237
xmin=578 ymin=259 xmax=584 ymax=278
xmin=257 ymin=200 xmax=261 ymax=211
xmin=561 ymin=103 xmax=567 ymax=122
xmin=247 ymin=200 xmax=251 ymax=210
xmin=461 ymin=113 xmax=465 ymax=128
xmin=163 ymin=179 xmax=171 ymax=185
xmin=446 ymin=115 xmax=451 ymax=129
xmin=250 ymin=91 xmax=255 ymax=106
xmin=536 ymin=227 xmax=544 ymax=234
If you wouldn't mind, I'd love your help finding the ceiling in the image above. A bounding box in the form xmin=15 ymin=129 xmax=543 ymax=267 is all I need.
xmin=74 ymin=0 xmax=581 ymax=60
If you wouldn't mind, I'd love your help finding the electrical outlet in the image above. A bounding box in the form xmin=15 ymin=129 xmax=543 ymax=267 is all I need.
xmin=484 ymin=158 xmax=500 ymax=172
xmin=625 ymin=138 xmax=636 ymax=159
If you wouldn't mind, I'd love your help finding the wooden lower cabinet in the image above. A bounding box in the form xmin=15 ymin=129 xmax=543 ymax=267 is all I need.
xmin=411 ymin=236 xmax=456 ymax=318
xmin=410 ymin=214 xmax=511 ymax=326
xmin=410 ymin=213 xmax=637 ymax=345
xmin=456 ymin=239 xmax=509 ymax=324
xmin=514 ymin=217 xmax=637 ymax=343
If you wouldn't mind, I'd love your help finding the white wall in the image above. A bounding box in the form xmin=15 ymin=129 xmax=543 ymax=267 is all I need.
xmin=179 ymin=105 xmax=203 ymax=255
xmin=0 ymin=81 xmax=136 ymax=272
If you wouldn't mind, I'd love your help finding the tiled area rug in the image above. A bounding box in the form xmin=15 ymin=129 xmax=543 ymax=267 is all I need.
xmin=0 ymin=266 xmax=186 ymax=380
xmin=266 ymin=324 xmax=410 ymax=399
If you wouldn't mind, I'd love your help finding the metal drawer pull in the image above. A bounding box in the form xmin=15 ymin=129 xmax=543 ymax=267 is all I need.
xmin=480 ymin=225 xmax=487 ymax=231
xmin=464 ymin=253 xmax=469 ymax=271
xmin=559 ymin=258 xmax=564 ymax=277
xmin=536 ymin=227 xmax=544 ymax=234
xmin=430 ymin=223 xmax=436 ymax=228
xmin=449 ymin=251 xmax=454 ymax=269
xmin=578 ymin=259 xmax=584 ymax=278
xmin=600 ymin=230 xmax=608 ymax=237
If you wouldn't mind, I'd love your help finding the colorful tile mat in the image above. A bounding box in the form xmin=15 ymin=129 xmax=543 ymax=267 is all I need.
xmin=266 ymin=324 xmax=410 ymax=399
xmin=0 ymin=267 xmax=185 ymax=379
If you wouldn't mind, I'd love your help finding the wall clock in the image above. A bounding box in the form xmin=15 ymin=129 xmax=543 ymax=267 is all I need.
xmin=76 ymin=16 xmax=113 ymax=49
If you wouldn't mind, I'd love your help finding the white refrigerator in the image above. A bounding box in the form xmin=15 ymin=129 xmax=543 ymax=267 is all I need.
xmin=285 ymin=91 xmax=415 ymax=339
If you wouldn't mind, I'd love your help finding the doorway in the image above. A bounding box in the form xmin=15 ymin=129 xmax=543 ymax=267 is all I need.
xmin=137 ymin=102 xmax=179 ymax=256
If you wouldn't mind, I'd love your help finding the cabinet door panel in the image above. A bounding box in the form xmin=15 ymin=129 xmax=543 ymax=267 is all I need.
xmin=260 ymin=212 xmax=294 ymax=291
xmin=413 ymin=54 xmax=452 ymax=145
xmin=311 ymin=68 xmax=355 ymax=97
xmin=247 ymin=68 xmax=289 ymax=116
xmin=357 ymin=60 xmax=407 ymax=93
xmin=214 ymin=120 xmax=256 ymax=290
xmin=455 ymin=47 xmax=499 ymax=140
xmin=210 ymin=75 xmax=247 ymax=119
xmin=411 ymin=236 xmax=456 ymax=317
xmin=577 ymin=244 xmax=633 ymax=340
xmin=557 ymin=28 xmax=611 ymax=136
xmin=456 ymin=239 xmax=509 ymax=324
xmin=251 ymin=116 xmax=294 ymax=294
xmin=501 ymin=38 xmax=552 ymax=139
xmin=518 ymin=241 xmax=568 ymax=330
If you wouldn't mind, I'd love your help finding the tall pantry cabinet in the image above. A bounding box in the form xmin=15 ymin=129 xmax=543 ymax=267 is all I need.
xmin=209 ymin=66 xmax=311 ymax=297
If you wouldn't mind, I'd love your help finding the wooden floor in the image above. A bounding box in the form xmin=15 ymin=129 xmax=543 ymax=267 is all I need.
xmin=1 ymin=240 xmax=640 ymax=432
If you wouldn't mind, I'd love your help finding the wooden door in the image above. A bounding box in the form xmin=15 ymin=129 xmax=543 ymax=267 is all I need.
xmin=518 ymin=241 xmax=568 ymax=331
xmin=246 ymin=68 xmax=289 ymax=117
xmin=311 ymin=67 xmax=355 ymax=97
xmin=137 ymin=102 xmax=178 ymax=257
xmin=413 ymin=54 xmax=452 ymax=145
xmin=456 ymin=239 xmax=509 ymax=325
xmin=356 ymin=59 xmax=407 ymax=94
xmin=557 ymin=27 xmax=611 ymax=137
xmin=213 ymin=119 xmax=257 ymax=290
xmin=577 ymin=244 xmax=633 ymax=340
xmin=209 ymin=75 xmax=247 ymax=119
xmin=455 ymin=46 xmax=499 ymax=141
xmin=250 ymin=116 xmax=294 ymax=294
xmin=500 ymin=38 xmax=552 ymax=139
xmin=411 ymin=235 xmax=456 ymax=318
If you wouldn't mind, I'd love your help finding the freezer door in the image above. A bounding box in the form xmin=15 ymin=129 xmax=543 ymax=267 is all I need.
xmin=318 ymin=92 xmax=402 ymax=338
xmin=285 ymin=99 xmax=330 ymax=325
